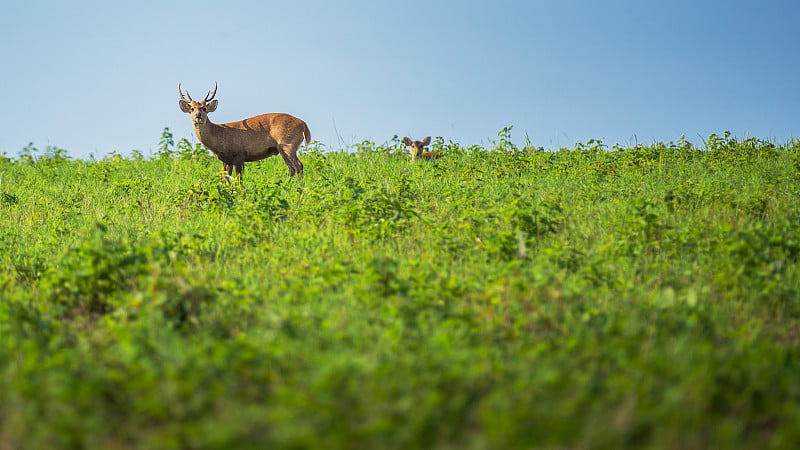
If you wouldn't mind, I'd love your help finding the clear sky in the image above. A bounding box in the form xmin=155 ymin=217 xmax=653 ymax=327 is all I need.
xmin=1 ymin=1 xmax=798 ymax=159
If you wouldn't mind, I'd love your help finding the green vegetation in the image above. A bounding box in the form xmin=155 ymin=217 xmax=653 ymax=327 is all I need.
xmin=1 ymin=129 xmax=799 ymax=449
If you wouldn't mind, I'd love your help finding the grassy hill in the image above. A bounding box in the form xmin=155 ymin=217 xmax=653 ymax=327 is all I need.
xmin=1 ymin=131 xmax=799 ymax=449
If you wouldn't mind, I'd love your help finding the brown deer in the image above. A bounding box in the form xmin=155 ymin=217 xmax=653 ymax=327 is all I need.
xmin=402 ymin=136 xmax=441 ymax=162
xmin=178 ymin=82 xmax=310 ymax=178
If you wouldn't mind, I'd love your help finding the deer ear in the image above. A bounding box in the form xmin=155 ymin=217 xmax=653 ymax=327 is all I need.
xmin=402 ymin=137 xmax=412 ymax=147
xmin=179 ymin=100 xmax=191 ymax=113
xmin=421 ymin=136 xmax=431 ymax=146
xmin=206 ymin=99 xmax=218 ymax=112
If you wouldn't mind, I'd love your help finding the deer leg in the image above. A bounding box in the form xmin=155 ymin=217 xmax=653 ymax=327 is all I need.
xmin=279 ymin=145 xmax=297 ymax=177
xmin=232 ymin=156 xmax=245 ymax=180
xmin=222 ymin=162 xmax=235 ymax=180
xmin=285 ymin=141 xmax=304 ymax=178
xmin=285 ymin=143 xmax=304 ymax=178
xmin=294 ymin=156 xmax=304 ymax=177
xmin=290 ymin=151 xmax=304 ymax=178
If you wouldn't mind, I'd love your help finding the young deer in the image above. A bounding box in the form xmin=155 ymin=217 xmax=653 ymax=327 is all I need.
xmin=402 ymin=136 xmax=441 ymax=162
xmin=178 ymin=82 xmax=310 ymax=178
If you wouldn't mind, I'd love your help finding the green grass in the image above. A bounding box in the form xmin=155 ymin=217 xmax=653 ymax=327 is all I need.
xmin=1 ymin=131 xmax=799 ymax=449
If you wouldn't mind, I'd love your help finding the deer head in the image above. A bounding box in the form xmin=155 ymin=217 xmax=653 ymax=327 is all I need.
xmin=402 ymin=136 xmax=436 ymax=162
xmin=179 ymin=82 xmax=218 ymax=126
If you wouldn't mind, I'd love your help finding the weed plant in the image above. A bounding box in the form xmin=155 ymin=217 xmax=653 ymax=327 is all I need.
xmin=1 ymin=130 xmax=799 ymax=449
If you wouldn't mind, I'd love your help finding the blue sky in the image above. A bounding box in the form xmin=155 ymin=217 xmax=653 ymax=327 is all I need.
xmin=1 ymin=1 xmax=798 ymax=159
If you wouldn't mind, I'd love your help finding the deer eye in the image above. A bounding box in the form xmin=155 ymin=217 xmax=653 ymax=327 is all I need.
xmin=201 ymin=107 xmax=207 ymax=112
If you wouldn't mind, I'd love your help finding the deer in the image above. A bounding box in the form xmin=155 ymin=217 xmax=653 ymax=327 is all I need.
xmin=178 ymin=82 xmax=310 ymax=178
xmin=402 ymin=136 xmax=441 ymax=162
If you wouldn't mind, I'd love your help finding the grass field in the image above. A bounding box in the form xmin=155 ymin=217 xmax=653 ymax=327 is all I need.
xmin=1 ymin=129 xmax=799 ymax=449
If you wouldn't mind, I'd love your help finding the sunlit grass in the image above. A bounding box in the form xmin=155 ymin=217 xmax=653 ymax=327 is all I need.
xmin=1 ymin=130 xmax=799 ymax=448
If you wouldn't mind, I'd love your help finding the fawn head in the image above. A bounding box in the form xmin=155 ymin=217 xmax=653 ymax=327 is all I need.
xmin=402 ymin=136 xmax=432 ymax=161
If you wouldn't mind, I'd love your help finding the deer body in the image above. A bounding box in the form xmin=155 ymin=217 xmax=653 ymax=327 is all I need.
xmin=179 ymin=83 xmax=309 ymax=178
xmin=402 ymin=136 xmax=441 ymax=162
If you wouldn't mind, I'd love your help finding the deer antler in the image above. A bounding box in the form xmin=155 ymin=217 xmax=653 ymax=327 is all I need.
xmin=178 ymin=84 xmax=194 ymax=102
xmin=204 ymin=81 xmax=218 ymax=102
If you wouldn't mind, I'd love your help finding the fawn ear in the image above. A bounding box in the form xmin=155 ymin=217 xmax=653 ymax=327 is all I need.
xmin=206 ymin=99 xmax=218 ymax=112
xmin=179 ymin=100 xmax=191 ymax=113
xmin=421 ymin=136 xmax=431 ymax=146
xmin=402 ymin=137 xmax=412 ymax=147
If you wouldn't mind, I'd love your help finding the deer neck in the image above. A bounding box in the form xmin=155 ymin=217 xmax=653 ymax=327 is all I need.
xmin=193 ymin=120 xmax=225 ymax=151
